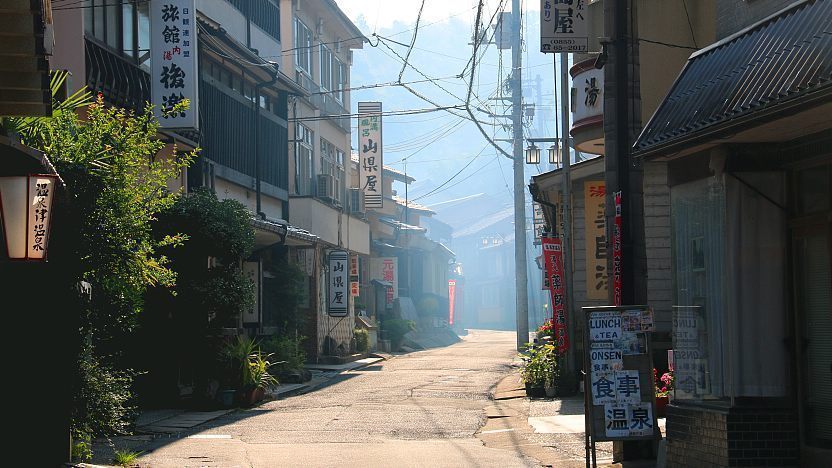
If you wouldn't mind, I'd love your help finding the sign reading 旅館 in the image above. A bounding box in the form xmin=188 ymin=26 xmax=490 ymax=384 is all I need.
xmin=151 ymin=0 xmax=198 ymax=129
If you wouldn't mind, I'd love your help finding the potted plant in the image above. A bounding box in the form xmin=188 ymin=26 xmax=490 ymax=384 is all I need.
xmin=520 ymin=342 xmax=558 ymax=398
xmin=241 ymin=350 xmax=278 ymax=406
xmin=654 ymin=368 xmax=674 ymax=417
xmin=536 ymin=319 xmax=555 ymax=342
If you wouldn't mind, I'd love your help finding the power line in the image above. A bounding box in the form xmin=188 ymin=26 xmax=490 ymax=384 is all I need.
xmin=289 ymin=104 xmax=465 ymax=123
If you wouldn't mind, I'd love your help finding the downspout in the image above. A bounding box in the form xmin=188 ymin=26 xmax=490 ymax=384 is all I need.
xmin=254 ymin=70 xmax=279 ymax=219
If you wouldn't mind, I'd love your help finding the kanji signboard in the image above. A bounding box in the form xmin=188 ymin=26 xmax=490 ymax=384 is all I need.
xmin=583 ymin=306 xmax=657 ymax=445
xmin=358 ymin=102 xmax=383 ymax=208
xmin=328 ymin=250 xmax=349 ymax=317
xmin=584 ymin=181 xmax=607 ymax=299
xmin=150 ymin=0 xmax=198 ymax=128
xmin=540 ymin=0 xmax=589 ymax=53
xmin=542 ymin=236 xmax=568 ymax=353
xmin=371 ymin=257 xmax=398 ymax=305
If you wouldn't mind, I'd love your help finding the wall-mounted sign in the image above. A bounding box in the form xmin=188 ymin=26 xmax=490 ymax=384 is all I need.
xmin=242 ymin=261 xmax=261 ymax=324
xmin=540 ymin=0 xmax=588 ymax=53
xmin=584 ymin=181 xmax=607 ymax=299
xmin=358 ymin=102 xmax=383 ymax=208
xmin=328 ymin=250 xmax=349 ymax=316
xmin=542 ymin=236 xmax=568 ymax=353
xmin=613 ymin=191 xmax=623 ymax=305
xmin=533 ymin=202 xmax=545 ymax=245
xmin=371 ymin=257 xmax=398 ymax=305
xmin=151 ymin=0 xmax=198 ymax=129
xmin=573 ymin=67 xmax=603 ymax=122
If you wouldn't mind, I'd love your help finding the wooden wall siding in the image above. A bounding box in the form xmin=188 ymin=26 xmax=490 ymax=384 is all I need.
xmin=643 ymin=161 xmax=673 ymax=333
xmin=200 ymin=80 xmax=289 ymax=191
xmin=569 ymin=180 xmax=608 ymax=342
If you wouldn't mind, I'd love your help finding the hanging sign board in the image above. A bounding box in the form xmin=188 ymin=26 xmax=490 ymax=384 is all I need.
xmin=371 ymin=257 xmax=398 ymax=305
xmin=540 ymin=0 xmax=588 ymax=53
xmin=583 ymin=305 xmax=658 ymax=444
xmin=150 ymin=0 xmax=198 ymax=129
xmin=328 ymin=250 xmax=349 ymax=316
xmin=448 ymin=279 xmax=457 ymax=325
xmin=358 ymin=102 xmax=383 ymax=208
xmin=542 ymin=236 xmax=568 ymax=353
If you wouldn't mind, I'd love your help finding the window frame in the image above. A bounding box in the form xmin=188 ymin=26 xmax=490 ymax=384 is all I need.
xmin=294 ymin=17 xmax=313 ymax=78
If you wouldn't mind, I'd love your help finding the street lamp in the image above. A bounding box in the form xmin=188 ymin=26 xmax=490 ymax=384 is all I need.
xmin=525 ymin=143 xmax=540 ymax=165
xmin=547 ymin=144 xmax=560 ymax=165
xmin=0 ymin=174 xmax=59 ymax=260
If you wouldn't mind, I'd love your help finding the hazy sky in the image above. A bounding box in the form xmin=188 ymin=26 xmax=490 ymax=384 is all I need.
xmin=337 ymin=0 xmax=566 ymax=208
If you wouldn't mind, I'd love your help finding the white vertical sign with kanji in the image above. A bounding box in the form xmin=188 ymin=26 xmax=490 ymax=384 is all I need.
xmin=540 ymin=0 xmax=588 ymax=53
xmin=151 ymin=0 xmax=198 ymax=128
xmin=328 ymin=250 xmax=349 ymax=317
xmin=358 ymin=102 xmax=383 ymax=208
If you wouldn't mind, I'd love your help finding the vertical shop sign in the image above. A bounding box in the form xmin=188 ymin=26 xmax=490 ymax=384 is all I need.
xmin=328 ymin=250 xmax=349 ymax=316
xmin=371 ymin=257 xmax=398 ymax=305
xmin=540 ymin=0 xmax=588 ymax=53
xmin=542 ymin=237 xmax=568 ymax=353
xmin=151 ymin=0 xmax=198 ymax=128
xmin=358 ymin=102 xmax=383 ymax=208
xmin=612 ymin=191 xmax=623 ymax=306
xmin=533 ymin=202 xmax=545 ymax=245
xmin=448 ymin=279 xmax=457 ymax=325
xmin=584 ymin=181 xmax=607 ymax=299
xmin=350 ymin=255 xmax=360 ymax=297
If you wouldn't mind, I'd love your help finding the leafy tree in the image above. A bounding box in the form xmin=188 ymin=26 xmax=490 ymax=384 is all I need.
xmin=6 ymin=73 xmax=196 ymax=439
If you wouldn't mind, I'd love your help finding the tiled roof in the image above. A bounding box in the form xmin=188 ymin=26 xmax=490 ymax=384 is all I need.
xmin=391 ymin=195 xmax=435 ymax=214
xmin=633 ymin=0 xmax=832 ymax=156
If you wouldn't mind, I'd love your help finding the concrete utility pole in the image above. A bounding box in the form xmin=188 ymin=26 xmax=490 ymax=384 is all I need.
xmin=558 ymin=53 xmax=576 ymax=376
xmin=511 ymin=0 xmax=529 ymax=351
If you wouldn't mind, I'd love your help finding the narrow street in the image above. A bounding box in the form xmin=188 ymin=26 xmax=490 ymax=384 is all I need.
xmin=137 ymin=330 xmax=539 ymax=467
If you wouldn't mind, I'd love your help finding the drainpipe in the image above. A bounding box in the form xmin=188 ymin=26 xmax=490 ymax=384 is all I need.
xmin=254 ymin=70 xmax=279 ymax=219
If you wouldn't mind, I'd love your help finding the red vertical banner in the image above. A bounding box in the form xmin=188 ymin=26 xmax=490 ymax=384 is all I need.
xmin=448 ymin=280 xmax=456 ymax=325
xmin=542 ymin=237 xmax=568 ymax=354
xmin=613 ymin=191 xmax=623 ymax=306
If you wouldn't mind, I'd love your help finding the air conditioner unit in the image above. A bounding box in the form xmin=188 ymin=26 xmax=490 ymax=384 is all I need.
xmin=316 ymin=173 xmax=335 ymax=201
xmin=348 ymin=188 xmax=364 ymax=215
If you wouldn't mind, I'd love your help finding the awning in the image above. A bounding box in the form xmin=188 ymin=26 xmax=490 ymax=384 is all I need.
xmin=250 ymin=216 xmax=287 ymax=248
xmin=633 ymin=0 xmax=832 ymax=158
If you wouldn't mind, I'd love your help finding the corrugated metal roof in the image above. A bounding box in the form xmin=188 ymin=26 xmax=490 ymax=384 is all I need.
xmin=634 ymin=0 xmax=832 ymax=156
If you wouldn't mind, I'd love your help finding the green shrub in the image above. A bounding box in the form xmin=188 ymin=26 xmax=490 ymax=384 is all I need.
xmin=382 ymin=319 xmax=416 ymax=349
xmin=354 ymin=328 xmax=370 ymax=353
xmin=71 ymin=433 xmax=92 ymax=462
xmin=261 ymin=334 xmax=306 ymax=371
xmin=519 ymin=342 xmax=559 ymax=386
xmin=72 ymin=345 xmax=137 ymax=439
xmin=113 ymin=449 xmax=142 ymax=466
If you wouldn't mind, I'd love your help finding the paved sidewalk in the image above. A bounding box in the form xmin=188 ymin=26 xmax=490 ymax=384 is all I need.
xmin=478 ymin=372 xmax=662 ymax=468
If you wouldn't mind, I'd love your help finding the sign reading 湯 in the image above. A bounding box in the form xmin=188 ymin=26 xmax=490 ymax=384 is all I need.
xmin=540 ymin=0 xmax=588 ymax=53
xmin=151 ymin=0 xmax=198 ymax=129
xmin=358 ymin=102 xmax=383 ymax=208
xmin=584 ymin=181 xmax=607 ymax=299
xmin=328 ymin=250 xmax=349 ymax=316
xmin=542 ymin=236 xmax=568 ymax=353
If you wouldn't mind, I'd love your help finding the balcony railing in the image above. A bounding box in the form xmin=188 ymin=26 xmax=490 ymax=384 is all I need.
xmin=296 ymin=71 xmax=350 ymax=133
xmin=84 ymin=36 xmax=150 ymax=113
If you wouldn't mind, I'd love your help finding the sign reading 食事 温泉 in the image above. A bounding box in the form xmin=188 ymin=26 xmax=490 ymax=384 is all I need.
xmin=358 ymin=102 xmax=383 ymax=208
xmin=540 ymin=0 xmax=588 ymax=54
xmin=583 ymin=306 xmax=657 ymax=443
xmin=328 ymin=250 xmax=349 ymax=317
xmin=151 ymin=0 xmax=198 ymax=129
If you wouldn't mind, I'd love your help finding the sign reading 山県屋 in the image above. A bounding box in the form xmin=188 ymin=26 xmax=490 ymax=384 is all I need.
xmin=328 ymin=250 xmax=349 ymax=317
xmin=358 ymin=102 xmax=383 ymax=209
xmin=151 ymin=0 xmax=199 ymax=129
xmin=540 ymin=0 xmax=588 ymax=53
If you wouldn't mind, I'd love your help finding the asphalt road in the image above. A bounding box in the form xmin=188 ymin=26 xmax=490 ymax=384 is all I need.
xmin=137 ymin=329 xmax=539 ymax=467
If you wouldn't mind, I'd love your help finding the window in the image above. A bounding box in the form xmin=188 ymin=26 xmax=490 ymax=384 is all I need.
xmin=334 ymin=59 xmax=346 ymax=103
xmin=295 ymin=124 xmax=314 ymax=195
xmin=84 ymin=0 xmax=149 ymax=67
xmin=294 ymin=18 xmax=313 ymax=77
xmin=320 ymin=45 xmax=332 ymax=90
xmin=320 ymin=138 xmax=345 ymax=202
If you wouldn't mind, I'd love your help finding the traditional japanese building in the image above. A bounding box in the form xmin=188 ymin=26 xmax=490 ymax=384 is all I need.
xmin=634 ymin=1 xmax=832 ymax=465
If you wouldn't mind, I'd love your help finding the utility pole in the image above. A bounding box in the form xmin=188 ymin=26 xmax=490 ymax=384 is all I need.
xmin=511 ymin=0 xmax=529 ymax=351
xmin=558 ymin=53 xmax=576 ymax=378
